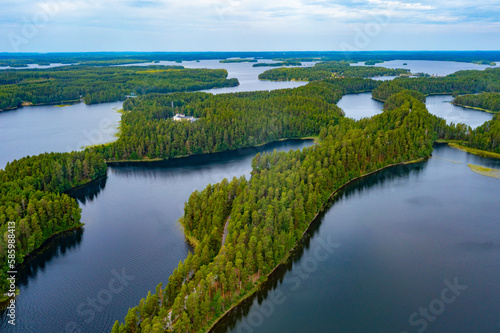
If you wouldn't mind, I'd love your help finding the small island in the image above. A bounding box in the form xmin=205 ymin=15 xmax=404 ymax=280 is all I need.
xmin=219 ymin=59 xmax=258 ymax=63
xmin=364 ymin=59 xmax=384 ymax=65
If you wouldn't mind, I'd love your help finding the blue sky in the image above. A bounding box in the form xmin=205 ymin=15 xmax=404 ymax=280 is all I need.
xmin=1 ymin=0 xmax=499 ymax=52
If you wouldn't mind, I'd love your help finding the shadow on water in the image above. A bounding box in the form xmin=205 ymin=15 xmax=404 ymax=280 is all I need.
xmin=108 ymin=139 xmax=314 ymax=177
xmin=67 ymin=175 xmax=108 ymax=204
xmin=0 ymin=228 xmax=84 ymax=327
xmin=16 ymin=228 xmax=84 ymax=286
xmin=211 ymin=161 xmax=427 ymax=333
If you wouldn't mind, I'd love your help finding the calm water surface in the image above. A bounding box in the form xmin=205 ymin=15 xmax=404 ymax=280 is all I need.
xmin=0 ymin=63 xmax=73 ymax=70
xmin=338 ymin=92 xmax=494 ymax=128
xmin=352 ymin=60 xmax=497 ymax=76
xmin=0 ymin=102 xmax=122 ymax=169
xmin=0 ymin=59 xmax=498 ymax=333
xmin=214 ymin=144 xmax=500 ymax=333
xmin=119 ymin=59 xmax=312 ymax=94
xmin=0 ymin=140 xmax=313 ymax=333
xmin=0 ymin=60 xmax=309 ymax=169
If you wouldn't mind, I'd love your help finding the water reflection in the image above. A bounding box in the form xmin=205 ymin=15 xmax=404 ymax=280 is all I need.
xmin=212 ymin=162 xmax=426 ymax=333
xmin=17 ymin=229 xmax=84 ymax=287
xmin=68 ymin=176 xmax=108 ymax=204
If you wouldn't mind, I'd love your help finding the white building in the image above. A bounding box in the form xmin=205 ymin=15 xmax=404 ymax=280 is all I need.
xmin=172 ymin=113 xmax=197 ymax=122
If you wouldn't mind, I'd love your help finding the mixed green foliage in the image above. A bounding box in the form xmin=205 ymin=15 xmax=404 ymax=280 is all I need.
xmin=364 ymin=60 xmax=384 ymax=65
xmin=252 ymin=61 xmax=302 ymax=67
xmin=258 ymin=61 xmax=409 ymax=81
xmin=466 ymin=112 xmax=500 ymax=154
xmin=110 ymin=91 xmax=443 ymax=333
xmin=0 ymin=151 xmax=107 ymax=297
xmin=0 ymin=66 xmax=238 ymax=110
xmin=452 ymin=92 xmax=500 ymax=112
xmin=372 ymin=68 xmax=500 ymax=101
xmin=94 ymin=80 xmax=380 ymax=161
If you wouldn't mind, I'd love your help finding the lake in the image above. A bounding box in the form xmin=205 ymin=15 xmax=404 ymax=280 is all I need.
xmin=351 ymin=60 xmax=497 ymax=76
xmin=0 ymin=140 xmax=314 ymax=333
xmin=212 ymin=144 xmax=500 ymax=333
xmin=338 ymin=92 xmax=494 ymax=128
xmin=0 ymin=59 xmax=309 ymax=169
xmin=0 ymin=59 xmax=498 ymax=333
xmin=117 ymin=59 xmax=312 ymax=94
xmin=0 ymin=101 xmax=122 ymax=169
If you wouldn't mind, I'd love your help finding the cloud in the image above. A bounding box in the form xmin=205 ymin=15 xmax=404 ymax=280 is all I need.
xmin=0 ymin=0 xmax=499 ymax=51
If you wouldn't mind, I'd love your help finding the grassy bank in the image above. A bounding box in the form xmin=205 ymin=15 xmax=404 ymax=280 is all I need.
xmin=448 ymin=143 xmax=500 ymax=159
xmin=468 ymin=164 xmax=500 ymax=179
xmin=451 ymin=103 xmax=498 ymax=114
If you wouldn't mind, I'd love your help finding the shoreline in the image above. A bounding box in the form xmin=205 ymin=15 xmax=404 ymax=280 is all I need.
xmin=204 ymin=155 xmax=428 ymax=333
xmin=0 ymin=224 xmax=84 ymax=307
xmin=447 ymin=142 xmax=500 ymax=159
xmin=0 ymin=99 xmax=84 ymax=112
xmin=104 ymin=137 xmax=318 ymax=164
xmin=450 ymin=103 xmax=498 ymax=114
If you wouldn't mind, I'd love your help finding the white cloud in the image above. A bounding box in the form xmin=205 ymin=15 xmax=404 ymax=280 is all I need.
xmin=0 ymin=0 xmax=499 ymax=51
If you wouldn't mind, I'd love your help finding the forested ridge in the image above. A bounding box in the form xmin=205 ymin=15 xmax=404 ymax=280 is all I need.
xmin=465 ymin=112 xmax=500 ymax=154
xmin=371 ymin=68 xmax=500 ymax=101
xmin=93 ymin=79 xmax=380 ymax=161
xmin=0 ymin=66 xmax=238 ymax=110
xmin=109 ymin=91 xmax=452 ymax=333
xmin=258 ymin=61 xmax=409 ymax=81
xmin=452 ymin=92 xmax=500 ymax=112
xmin=0 ymin=151 xmax=107 ymax=298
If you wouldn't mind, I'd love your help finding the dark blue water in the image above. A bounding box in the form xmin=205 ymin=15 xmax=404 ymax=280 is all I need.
xmin=214 ymin=144 xmax=500 ymax=333
xmin=0 ymin=140 xmax=313 ymax=333
xmin=1 ymin=59 xmax=498 ymax=333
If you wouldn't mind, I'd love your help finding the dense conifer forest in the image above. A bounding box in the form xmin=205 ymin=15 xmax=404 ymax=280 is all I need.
xmin=452 ymin=92 xmax=500 ymax=112
xmin=93 ymin=79 xmax=380 ymax=161
xmin=371 ymin=68 xmax=500 ymax=101
xmin=0 ymin=151 xmax=107 ymax=298
xmin=0 ymin=66 xmax=238 ymax=110
xmin=1 ymin=57 xmax=499 ymax=330
xmin=109 ymin=91 xmax=451 ymax=332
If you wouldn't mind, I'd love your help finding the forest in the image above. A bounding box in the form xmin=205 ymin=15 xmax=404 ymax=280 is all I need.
xmin=219 ymin=59 xmax=257 ymax=63
xmin=252 ymin=61 xmax=302 ymax=67
xmin=92 ymin=79 xmax=381 ymax=161
xmin=452 ymin=92 xmax=500 ymax=112
xmin=466 ymin=112 xmax=500 ymax=154
xmin=371 ymin=68 xmax=500 ymax=101
xmin=109 ymin=91 xmax=450 ymax=333
xmin=364 ymin=60 xmax=384 ymax=65
xmin=0 ymin=66 xmax=238 ymax=110
xmin=258 ymin=61 xmax=409 ymax=81
xmin=0 ymin=151 xmax=107 ymax=299
xmin=2 ymin=50 xmax=500 ymax=68
xmin=1 ymin=58 xmax=499 ymax=329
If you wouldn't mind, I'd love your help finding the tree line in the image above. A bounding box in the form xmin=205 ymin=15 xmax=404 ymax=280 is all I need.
xmin=452 ymin=92 xmax=500 ymax=112
xmin=0 ymin=66 xmax=238 ymax=110
xmin=258 ymin=61 xmax=409 ymax=81
xmin=371 ymin=68 xmax=500 ymax=101
xmin=0 ymin=151 xmax=107 ymax=298
xmin=93 ymin=80 xmax=374 ymax=161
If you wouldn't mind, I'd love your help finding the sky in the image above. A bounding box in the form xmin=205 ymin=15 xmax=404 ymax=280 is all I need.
xmin=1 ymin=0 xmax=499 ymax=52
